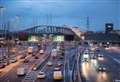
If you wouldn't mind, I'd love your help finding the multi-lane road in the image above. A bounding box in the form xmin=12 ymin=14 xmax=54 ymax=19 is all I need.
xmin=0 ymin=41 xmax=120 ymax=82
xmin=80 ymin=47 xmax=120 ymax=82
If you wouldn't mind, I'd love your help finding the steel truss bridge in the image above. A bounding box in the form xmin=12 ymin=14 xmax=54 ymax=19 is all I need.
xmin=19 ymin=25 xmax=81 ymax=40
xmin=0 ymin=25 xmax=81 ymax=41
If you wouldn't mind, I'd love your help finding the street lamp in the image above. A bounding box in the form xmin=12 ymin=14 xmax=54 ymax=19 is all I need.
xmin=81 ymin=36 xmax=85 ymax=40
xmin=0 ymin=6 xmax=8 ymax=66
xmin=0 ymin=6 xmax=4 ymax=16
xmin=11 ymin=16 xmax=20 ymax=40
xmin=0 ymin=6 xmax=5 ymax=36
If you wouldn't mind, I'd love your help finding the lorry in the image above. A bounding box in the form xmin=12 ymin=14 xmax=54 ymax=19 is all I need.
xmin=27 ymin=47 xmax=33 ymax=54
xmin=51 ymin=49 xmax=57 ymax=58
xmin=82 ymin=53 xmax=89 ymax=62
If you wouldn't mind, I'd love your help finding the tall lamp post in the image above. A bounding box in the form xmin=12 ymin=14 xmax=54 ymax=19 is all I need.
xmin=0 ymin=6 xmax=5 ymax=37
xmin=14 ymin=16 xmax=20 ymax=39
xmin=0 ymin=6 xmax=6 ymax=66
xmin=0 ymin=6 xmax=10 ymax=65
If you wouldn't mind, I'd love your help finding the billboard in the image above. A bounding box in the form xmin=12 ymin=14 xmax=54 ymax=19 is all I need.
xmin=53 ymin=35 xmax=64 ymax=42
xmin=28 ymin=35 xmax=39 ymax=42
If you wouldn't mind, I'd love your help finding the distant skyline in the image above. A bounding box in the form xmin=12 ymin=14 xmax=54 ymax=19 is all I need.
xmin=0 ymin=0 xmax=120 ymax=31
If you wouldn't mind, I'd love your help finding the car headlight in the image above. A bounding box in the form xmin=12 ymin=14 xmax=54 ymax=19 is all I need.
xmin=99 ymin=68 xmax=102 ymax=70
xmin=103 ymin=68 xmax=106 ymax=70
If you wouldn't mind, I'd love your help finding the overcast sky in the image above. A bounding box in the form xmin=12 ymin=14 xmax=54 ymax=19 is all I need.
xmin=0 ymin=0 xmax=120 ymax=31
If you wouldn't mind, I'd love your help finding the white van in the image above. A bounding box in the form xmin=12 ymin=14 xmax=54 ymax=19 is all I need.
xmin=39 ymin=49 xmax=44 ymax=54
xmin=17 ymin=67 xmax=25 ymax=76
xmin=51 ymin=49 xmax=57 ymax=58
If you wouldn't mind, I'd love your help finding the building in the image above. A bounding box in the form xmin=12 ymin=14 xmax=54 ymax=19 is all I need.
xmin=85 ymin=32 xmax=120 ymax=46
xmin=110 ymin=30 xmax=120 ymax=36
xmin=105 ymin=23 xmax=114 ymax=33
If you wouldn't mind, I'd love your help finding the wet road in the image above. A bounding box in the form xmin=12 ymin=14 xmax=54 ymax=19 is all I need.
xmin=81 ymin=48 xmax=120 ymax=82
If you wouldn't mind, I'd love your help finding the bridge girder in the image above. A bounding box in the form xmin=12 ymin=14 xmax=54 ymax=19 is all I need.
xmin=17 ymin=25 xmax=81 ymax=41
xmin=23 ymin=25 xmax=75 ymax=35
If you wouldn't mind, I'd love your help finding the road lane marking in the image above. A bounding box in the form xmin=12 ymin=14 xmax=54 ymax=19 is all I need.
xmin=0 ymin=60 xmax=21 ymax=78
xmin=106 ymin=54 xmax=120 ymax=64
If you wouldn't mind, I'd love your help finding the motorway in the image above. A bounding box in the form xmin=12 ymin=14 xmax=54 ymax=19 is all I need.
xmin=0 ymin=46 xmax=27 ymax=82
xmin=80 ymin=47 xmax=120 ymax=82
xmin=0 ymin=42 xmax=53 ymax=82
xmin=35 ymin=44 xmax=77 ymax=82
xmin=0 ymin=41 xmax=120 ymax=82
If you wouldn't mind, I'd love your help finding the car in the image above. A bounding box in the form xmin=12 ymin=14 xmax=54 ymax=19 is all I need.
xmin=27 ymin=47 xmax=33 ymax=54
xmin=97 ymin=54 xmax=104 ymax=60
xmin=37 ymin=71 xmax=46 ymax=79
xmin=58 ymin=51 xmax=62 ymax=55
xmin=32 ymin=64 xmax=37 ymax=71
xmin=89 ymin=51 xmax=94 ymax=54
xmin=0 ymin=64 xmax=5 ymax=69
xmin=39 ymin=50 xmax=44 ymax=54
xmin=35 ymin=56 xmax=39 ymax=59
xmin=9 ymin=58 xmax=17 ymax=63
xmin=23 ymin=59 xmax=29 ymax=63
xmin=62 ymin=52 xmax=64 ymax=55
xmin=17 ymin=67 xmax=26 ymax=76
xmin=84 ymin=51 xmax=89 ymax=54
xmin=96 ymin=48 xmax=100 ymax=52
xmin=98 ymin=54 xmax=104 ymax=57
xmin=82 ymin=58 xmax=89 ymax=62
xmin=91 ymin=55 xmax=97 ymax=60
xmin=59 ymin=56 xmax=64 ymax=59
xmin=3 ymin=61 xmax=9 ymax=66
xmin=47 ymin=61 xmax=52 ymax=66
xmin=0 ymin=70 xmax=2 ymax=73
xmin=97 ymin=66 xmax=107 ymax=72
xmin=54 ymin=67 xmax=61 ymax=71
xmin=32 ymin=67 xmax=37 ymax=71
xmin=24 ymin=75 xmax=32 ymax=80
xmin=57 ymin=63 xmax=62 ymax=67
xmin=114 ymin=80 xmax=120 ymax=82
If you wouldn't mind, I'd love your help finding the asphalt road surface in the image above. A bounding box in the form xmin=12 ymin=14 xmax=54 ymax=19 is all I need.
xmin=80 ymin=48 xmax=120 ymax=82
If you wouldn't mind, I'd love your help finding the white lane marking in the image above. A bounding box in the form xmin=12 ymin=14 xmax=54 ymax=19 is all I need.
xmin=41 ymin=63 xmax=47 ymax=72
xmin=107 ymin=54 xmax=120 ymax=64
